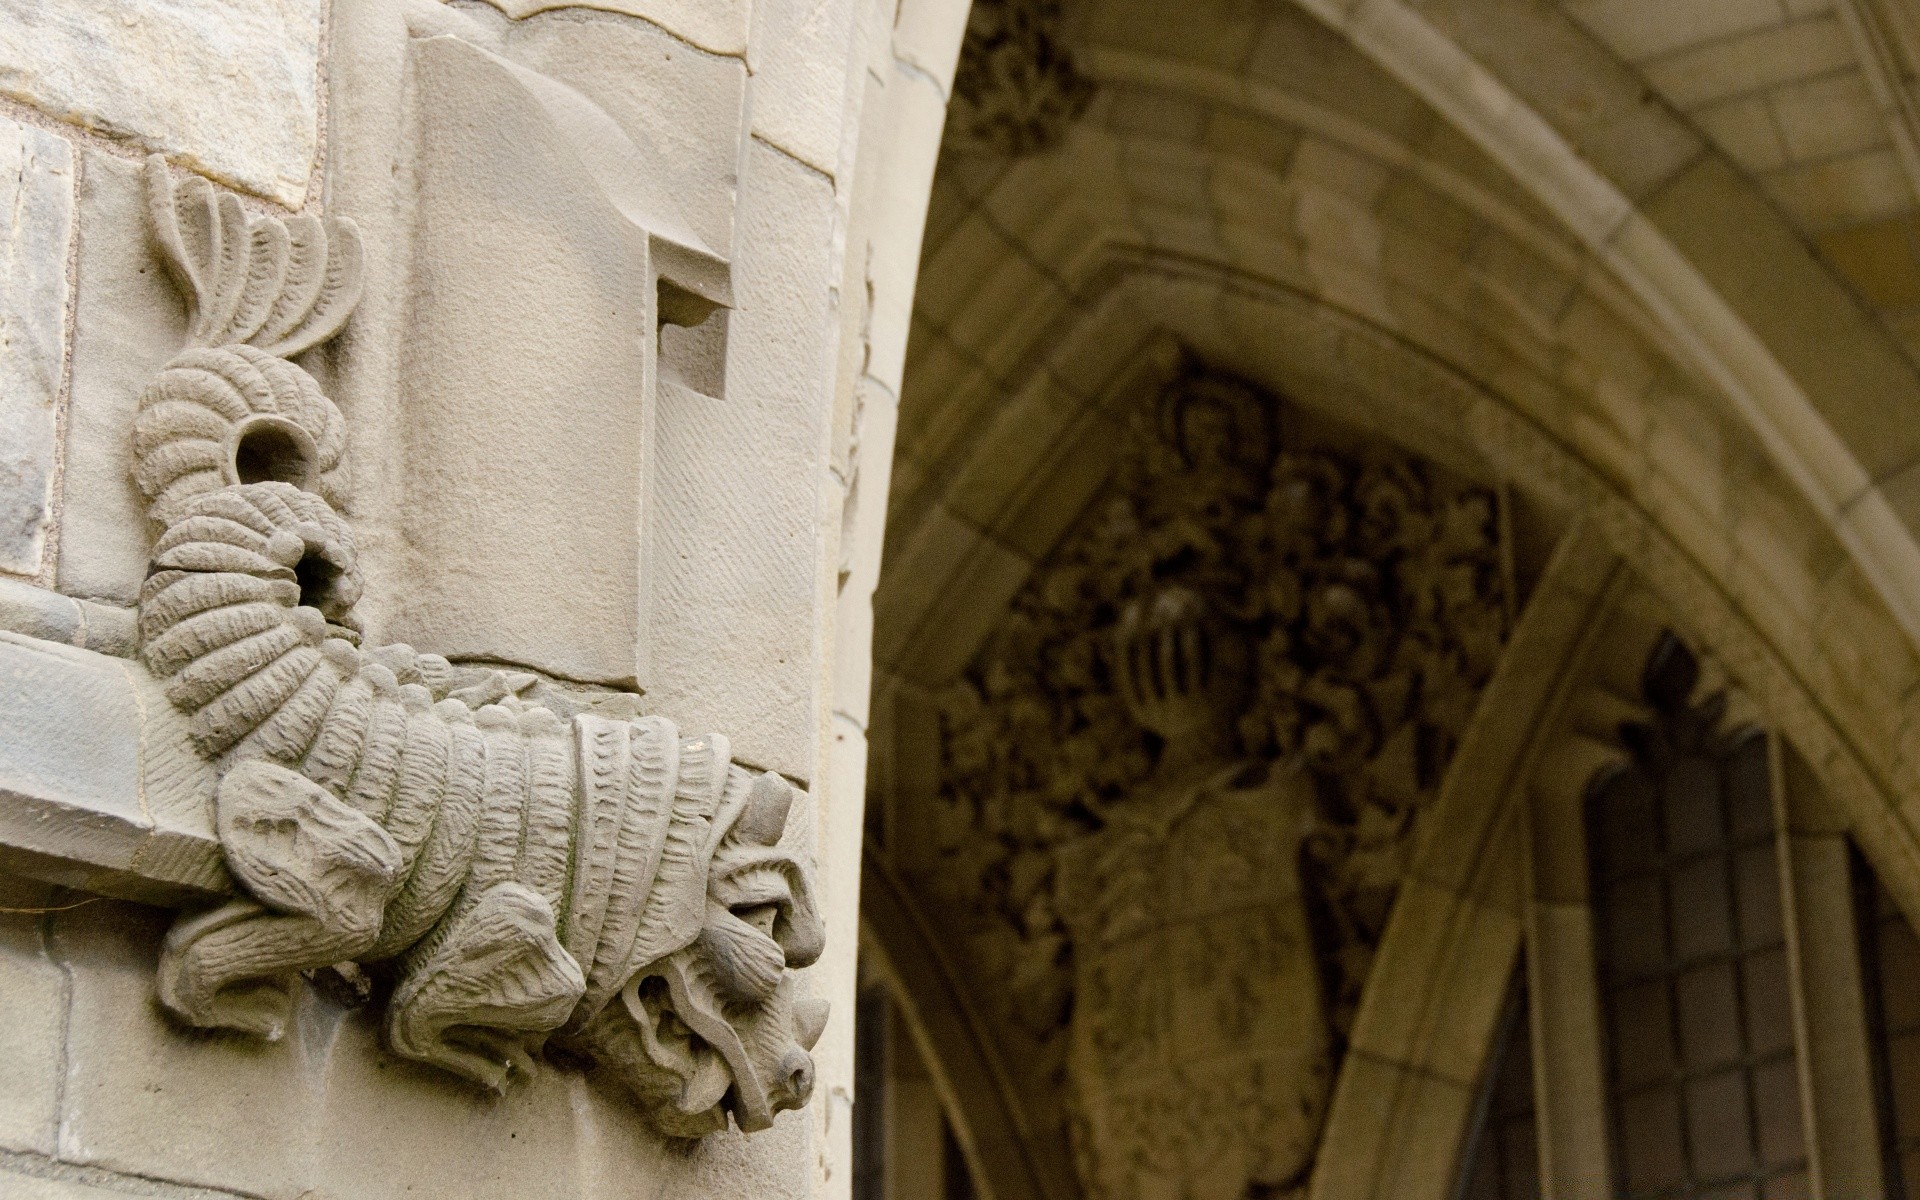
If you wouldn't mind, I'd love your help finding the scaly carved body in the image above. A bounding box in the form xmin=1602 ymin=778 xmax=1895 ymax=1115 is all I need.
xmin=130 ymin=157 xmax=825 ymax=1138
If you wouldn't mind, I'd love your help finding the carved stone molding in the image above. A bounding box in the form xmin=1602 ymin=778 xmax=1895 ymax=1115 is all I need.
xmin=119 ymin=159 xmax=827 ymax=1138
xmin=944 ymin=0 xmax=1092 ymax=157
xmin=926 ymin=368 xmax=1509 ymax=1198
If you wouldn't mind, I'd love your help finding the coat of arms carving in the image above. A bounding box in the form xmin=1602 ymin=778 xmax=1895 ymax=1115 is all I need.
xmin=933 ymin=370 xmax=1509 ymax=1197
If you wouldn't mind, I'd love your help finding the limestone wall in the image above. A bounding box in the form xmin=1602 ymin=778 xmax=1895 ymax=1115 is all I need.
xmin=0 ymin=0 xmax=940 ymax=1194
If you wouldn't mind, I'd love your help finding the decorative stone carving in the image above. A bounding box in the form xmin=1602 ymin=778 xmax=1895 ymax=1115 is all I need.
xmin=931 ymin=370 xmax=1508 ymax=1197
xmin=1055 ymin=585 xmax=1335 ymax=1198
xmin=130 ymin=159 xmax=826 ymax=1138
xmin=943 ymin=0 xmax=1092 ymax=157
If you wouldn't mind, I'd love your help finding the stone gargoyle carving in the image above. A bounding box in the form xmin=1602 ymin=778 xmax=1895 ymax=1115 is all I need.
xmin=129 ymin=158 xmax=826 ymax=1137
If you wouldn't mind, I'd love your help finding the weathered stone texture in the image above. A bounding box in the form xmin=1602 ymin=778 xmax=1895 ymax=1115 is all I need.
xmin=0 ymin=117 xmax=71 ymax=580
xmin=0 ymin=892 xmax=810 ymax=1199
xmin=0 ymin=0 xmax=321 ymax=207
xmin=479 ymin=0 xmax=751 ymax=59
xmin=56 ymin=149 xmax=183 ymax=606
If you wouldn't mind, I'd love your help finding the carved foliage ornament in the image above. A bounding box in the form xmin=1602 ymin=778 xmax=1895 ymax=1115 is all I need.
xmin=130 ymin=159 xmax=826 ymax=1137
xmin=944 ymin=0 xmax=1093 ymax=157
xmin=932 ymin=371 xmax=1507 ymax=1197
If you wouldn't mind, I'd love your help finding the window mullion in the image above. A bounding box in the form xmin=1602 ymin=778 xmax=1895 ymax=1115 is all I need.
xmin=1523 ymin=738 xmax=1616 ymax=1200
xmin=1773 ymin=741 xmax=1886 ymax=1198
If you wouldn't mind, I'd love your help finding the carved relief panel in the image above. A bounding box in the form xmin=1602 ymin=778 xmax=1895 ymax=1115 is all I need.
xmin=925 ymin=369 xmax=1510 ymax=1197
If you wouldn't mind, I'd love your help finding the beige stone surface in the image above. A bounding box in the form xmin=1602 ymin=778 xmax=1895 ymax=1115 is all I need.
xmin=0 ymin=880 xmax=62 ymax=1159
xmin=8 ymin=886 xmax=817 ymax=1200
xmin=0 ymin=117 xmax=71 ymax=581
xmin=642 ymin=138 xmax=840 ymax=778
xmin=477 ymin=0 xmax=752 ymax=58
xmin=0 ymin=1159 xmax=253 ymax=1200
xmin=394 ymin=33 xmax=654 ymax=689
xmin=0 ymin=0 xmax=321 ymax=207
xmin=499 ymin=10 xmax=749 ymax=256
xmin=747 ymin=0 xmax=864 ymax=175
xmin=56 ymin=149 xmax=183 ymax=606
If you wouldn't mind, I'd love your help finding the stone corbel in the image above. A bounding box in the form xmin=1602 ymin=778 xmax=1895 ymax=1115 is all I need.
xmin=0 ymin=158 xmax=826 ymax=1140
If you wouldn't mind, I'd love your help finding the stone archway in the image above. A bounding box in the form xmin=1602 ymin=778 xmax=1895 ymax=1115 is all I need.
xmin=842 ymin=0 xmax=1920 ymax=1196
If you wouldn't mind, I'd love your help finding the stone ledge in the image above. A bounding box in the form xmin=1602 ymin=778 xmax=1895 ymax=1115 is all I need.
xmin=0 ymin=576 xmax=136 ymax=658
xmin=0 ymin=629 xmax=224 ymax=905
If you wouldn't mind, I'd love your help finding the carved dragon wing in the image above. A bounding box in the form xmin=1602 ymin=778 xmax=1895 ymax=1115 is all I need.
xmin=145 ymin=156 xmax=364 ymax=358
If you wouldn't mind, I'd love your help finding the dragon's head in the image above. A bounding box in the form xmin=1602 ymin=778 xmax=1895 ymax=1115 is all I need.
xmin=568 ymin=773 xmax=828 ymax=1137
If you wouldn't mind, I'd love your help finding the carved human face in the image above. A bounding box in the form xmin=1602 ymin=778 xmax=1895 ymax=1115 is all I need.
xmin=572 ymin=832 xmax=829 ymax=1137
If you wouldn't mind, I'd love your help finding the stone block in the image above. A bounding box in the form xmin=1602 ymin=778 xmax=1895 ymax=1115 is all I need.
xmin=747 ymin=0 xmax=860 ymax=176
xmin=1420 ymin=0 xmax=1705 ymax=202
xmin=0 ymin=1161 xmax=236 ymax=1200
xmin=0 ymin=118 xmax=72 ymax=581
xmin=1309 ymin=1052 xmax=1406 ymax=1198
xmin=873 ymin=503 xmax=1008 ymax=669
xmin=305 ymin=1018 xmax=627 ymax=1199
xmin=1762 ymin=146 xmax=1911 ymax=228
xmin=944 ymin=375 xmax=1082 ymax=531
xmin=0 ymin=0 xmax=321 ymax=206
xmin=0 ymin=632 xmax=220 ymax=904
xmin=915 ymin=216 xmax=1017 ymax=330
xmin=501 ymin=12 xmax=749 ymax=255
xmin=1205 ymin=107 xmax=1302 ymax=172
xmin=1350 ymin=876 xmax=1521 ymax=1084
xmin=51 ymin=901 xmax=320 ymax=1198
xmin=1769 ymin=70 xmax=1888 ymax=165
xmin=640 ymin=137 xmax=838 ymax=780
xmin=1694 ymin=93 xmax=1788 ymax=173
xmin=1106 ymin=85 xmax=1207 ymax=142
xmin=940 ymin=253 xmax=1065 ymax=372
xmin=1363 ymin=1066 xmax=1478 ymax=1199
xmin=894 ymin=532 xmax=1032 ymax=686
xmin=1246 ymin=5 xmax=1432 ymax=144
xmin=1083 ymin=0 xmax=1257 ymax=69
xmin=0 ymin=879 xmax=63 ymax=1157
xmin=0 ymin=579 xmax=133 ymax=658
xmin=889 ymin=0 xmax=970 ymax=97
xmin=393 ymin=34 xmax=654 ymax=689
xmin=1818 ymin=215 xmax=1920 ymax=310
xmin=1642 ymin=155 xmax=1920 ymax=486
xmin=57 ymin=149 xmax=183 ymax=607
xmin=50 ymin=901 xmax=682 ymax=1200
xmin=1642 ymin=15 xmax=1853 ymax=109
xmin=992 ymin=408 xmax=1123 ymax=562
xmin=661 ymin=1108 xmax=812 ymax=1200
xmin=478 ymin=0 xmax=750 ymax=57
xmin=1563 ymin=0 xmax=1781 ymax=62
xmin=647 ymin=380 xmax=822 ymax=778
xmin=862 ymin=71 xmax=949 ymax=392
